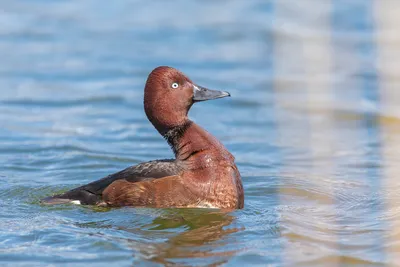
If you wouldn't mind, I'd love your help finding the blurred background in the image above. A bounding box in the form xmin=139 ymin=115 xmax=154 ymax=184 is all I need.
xmin=1 ymin=0 xmax=400 ymax=266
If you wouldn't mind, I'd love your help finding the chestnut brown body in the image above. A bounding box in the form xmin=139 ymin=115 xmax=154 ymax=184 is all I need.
xmin=41 ymin=66 xmax=244 ymax=209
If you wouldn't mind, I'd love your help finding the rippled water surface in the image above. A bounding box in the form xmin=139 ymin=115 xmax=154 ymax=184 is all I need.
xmin=1 ymin=0 xmax=400 ymax=266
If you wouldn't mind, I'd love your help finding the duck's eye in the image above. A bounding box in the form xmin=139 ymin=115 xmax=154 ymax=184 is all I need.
xmin=171 ymin=82 xmax=179 ymax=89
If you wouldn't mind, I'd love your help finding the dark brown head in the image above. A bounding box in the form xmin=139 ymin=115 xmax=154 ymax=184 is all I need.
xmin=144 ymin=66 xmax=230 ymax=135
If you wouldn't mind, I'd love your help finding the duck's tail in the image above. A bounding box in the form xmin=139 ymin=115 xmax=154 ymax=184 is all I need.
xmin=40 ymin=188 xmax=102 ymax=205
xmin=40 ymin=173 xmax=121 ymax=205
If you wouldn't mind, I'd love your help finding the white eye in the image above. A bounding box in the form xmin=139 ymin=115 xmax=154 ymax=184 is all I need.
xmin=171 ymin=82 xmax=179 ymax=89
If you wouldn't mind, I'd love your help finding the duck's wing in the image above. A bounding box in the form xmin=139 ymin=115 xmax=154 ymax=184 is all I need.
xmin=102 ymin=175 xmax=194 ymax=208
xmin=41 ymin=159 xmax=181 ymax=205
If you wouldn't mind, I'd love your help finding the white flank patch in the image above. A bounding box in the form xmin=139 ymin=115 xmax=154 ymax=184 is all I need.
xmin=196 ymin=202 xmax=219 ymax=209
xmin=70 ymin=200 xmax=81 ymax=205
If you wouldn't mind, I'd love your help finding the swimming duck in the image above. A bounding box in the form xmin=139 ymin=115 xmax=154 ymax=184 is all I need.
xmin=41 ymin=66 xmax=244 ymax=209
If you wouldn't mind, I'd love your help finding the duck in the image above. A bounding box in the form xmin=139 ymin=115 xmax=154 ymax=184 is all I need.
xmin=41 ymin=66 xmax=244 ymax=209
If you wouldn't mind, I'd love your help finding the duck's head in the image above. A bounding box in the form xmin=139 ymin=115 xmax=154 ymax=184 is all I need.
xmin=144 ymin=66 xmax=230 ymax=134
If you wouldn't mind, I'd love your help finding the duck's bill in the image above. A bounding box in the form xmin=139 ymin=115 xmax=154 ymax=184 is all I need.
xmin=192 ymin=84 xmax=230 ymax=102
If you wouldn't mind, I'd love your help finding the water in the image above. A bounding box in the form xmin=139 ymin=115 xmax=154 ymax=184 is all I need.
xmin=1 ymin=0 xmax=400 ymax=266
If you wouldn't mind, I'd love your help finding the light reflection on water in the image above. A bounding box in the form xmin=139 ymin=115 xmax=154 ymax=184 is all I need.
xmin=1 ymin=0 xmax=400 ymax=266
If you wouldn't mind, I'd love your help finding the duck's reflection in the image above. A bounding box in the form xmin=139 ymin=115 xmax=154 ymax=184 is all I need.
xmin=124 ymin=209 xmax=243 ymax=265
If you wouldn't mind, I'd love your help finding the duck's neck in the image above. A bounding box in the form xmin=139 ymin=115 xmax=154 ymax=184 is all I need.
xmin=162 ymin=120 xmax=232 ymax=164
xmin=163 ymin=120 xmax=194 ymax=157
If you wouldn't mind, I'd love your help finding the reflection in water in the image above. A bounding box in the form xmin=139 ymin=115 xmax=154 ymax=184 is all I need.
xmin=133 ymin=210 xmax=240 ymax=266
xmin=145 ymin=212 xmax=240 ymax=266
xmin=376 ymin=1 xmax=400 ymax=265
xmin=89 ymin=209 xmax=243 ymax=266
xmin=273 ymin=0 xmax=340 ymax=265
xmin=272 ymin=0 xmax=400 ymax=265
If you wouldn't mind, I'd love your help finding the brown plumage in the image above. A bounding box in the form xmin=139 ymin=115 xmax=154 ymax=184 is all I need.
xmin=41 ymin=66 xmax=244 ymax=209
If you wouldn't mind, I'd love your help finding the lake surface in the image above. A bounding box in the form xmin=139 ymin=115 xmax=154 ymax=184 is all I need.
xmin=1 ymin=0 xmax=400 ymax=266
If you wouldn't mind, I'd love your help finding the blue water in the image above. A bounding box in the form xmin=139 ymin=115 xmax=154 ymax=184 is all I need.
xmin=1 ymin=0 xmax=400 ymax=266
